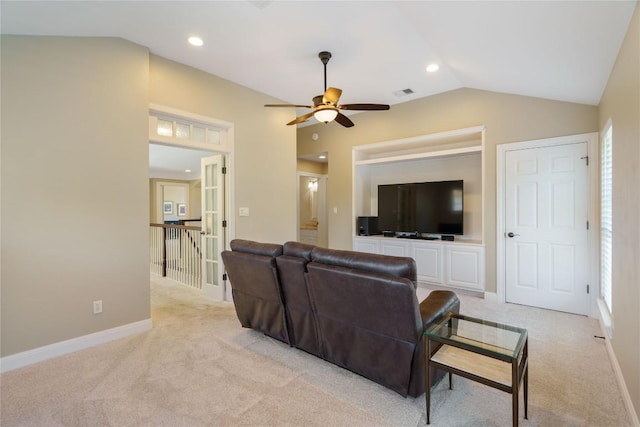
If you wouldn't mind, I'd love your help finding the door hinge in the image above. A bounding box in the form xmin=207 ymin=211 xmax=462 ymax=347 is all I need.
xmin=581 ymin=156 xmax=589 ymax=166
xmin=222 ymin=220 xmax=227 ymax=227
xmin=222 ymin=166 xmax=227 ymax=174
xmin=222 ymin=273 xmax=227 ymax=281
xmin=587 ymin=221 xmax=590 ymax=230
xmin=587 ymin=284 xmax=590 ymax=294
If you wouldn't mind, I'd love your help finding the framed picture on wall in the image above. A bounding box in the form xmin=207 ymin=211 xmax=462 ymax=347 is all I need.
xmin=177 ymin=203 xmax=186 ymax=216
xmin=163 ymin=201 xmax=173 ymax=215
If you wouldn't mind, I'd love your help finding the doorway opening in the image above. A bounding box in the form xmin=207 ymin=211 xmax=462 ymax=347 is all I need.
xmin=148 ymin=104 xmax=234 ymax=301
xmin=297 ymin=152 xmax=328 ymax=247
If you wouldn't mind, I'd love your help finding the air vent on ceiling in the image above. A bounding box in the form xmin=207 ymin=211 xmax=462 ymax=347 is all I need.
xmin=393 ymin=88 xmax=415 ymax=97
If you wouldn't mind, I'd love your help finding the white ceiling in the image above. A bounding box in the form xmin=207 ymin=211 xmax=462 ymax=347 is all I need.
xmin=2 ymin=0 xmax=636 ymax=178
xmin=149 ymin=144 xmax=213 ymax=180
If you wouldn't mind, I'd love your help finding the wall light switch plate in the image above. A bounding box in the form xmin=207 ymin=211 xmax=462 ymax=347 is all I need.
xmin=239 ymin=207 xmax=250 ymax=217
xmin=93 ymin=300 xmax=103 ymax=314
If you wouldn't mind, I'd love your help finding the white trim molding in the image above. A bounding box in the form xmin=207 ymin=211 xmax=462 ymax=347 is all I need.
xmin=496 ymin=132 xmax=599 ymax=317
xmin=0 ymin=319 xmax=152 ymax=373
xmin=598 ymin=319 xmax=640 ymax=426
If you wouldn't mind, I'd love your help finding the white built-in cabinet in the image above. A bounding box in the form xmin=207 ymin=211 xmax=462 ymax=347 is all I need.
xmin=353 ymin=236 xmax=485 ymax=292
xmin=352 ymin=126 xmax=486 ymax=293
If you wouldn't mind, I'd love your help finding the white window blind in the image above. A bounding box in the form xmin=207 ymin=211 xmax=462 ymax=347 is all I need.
xmin=600 ymin=123 xmax=613 ymax=313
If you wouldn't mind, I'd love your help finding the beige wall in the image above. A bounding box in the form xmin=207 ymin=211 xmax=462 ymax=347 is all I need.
xmin=148 ymin=55 xmax=297 ymax=243
xmin=1 ymin=36 xmax=150 ymax=356
xmin=598 ymin=3 xmax=640 ymax=417
xmin=149 ymin=178 xmax=200 ymax=223
xmin=297 ymin=159 xmax=328 ymax=175
xmin=1 ymin=38 xmax=298 ymax=360
xmin=298 ymin=88 xmax=598 ymax=292
xmin=188 ymin=179 xmax=202 ymax=221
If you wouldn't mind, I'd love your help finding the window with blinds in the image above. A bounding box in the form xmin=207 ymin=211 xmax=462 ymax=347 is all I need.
xmin=600 ymin=122 xmax=613 ymax=314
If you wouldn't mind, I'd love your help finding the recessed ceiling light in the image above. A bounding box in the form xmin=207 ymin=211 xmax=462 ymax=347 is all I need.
xmin=426 ymin=63 xmax=439 ymax=73
xmin=319 ymin=155 xmax=327 ymax=159
xmin=185 ymin=169 xmax=192 ymax=173
xmin=188 ymin=36 xmax=204 ymax=47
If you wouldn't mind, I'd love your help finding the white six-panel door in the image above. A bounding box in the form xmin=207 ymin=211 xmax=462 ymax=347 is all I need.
xmin=504 ymin=142 xmax=589 ymax=315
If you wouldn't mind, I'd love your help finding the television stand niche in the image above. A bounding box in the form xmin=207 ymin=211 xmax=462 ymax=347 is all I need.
xmin=352 ymin=125 xmax=486 ymax=293
xmin=353 ymin=235 xmax=485 ymax=292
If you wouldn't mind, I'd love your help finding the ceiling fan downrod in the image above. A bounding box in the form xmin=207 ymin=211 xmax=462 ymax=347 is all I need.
xmin=319 ymin=51 xmax=331 ymax=93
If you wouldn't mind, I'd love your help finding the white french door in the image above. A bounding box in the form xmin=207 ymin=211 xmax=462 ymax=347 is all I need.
xmin=201 ymin=154 xmax=227 ymax=300
xmin=504 ymin=142 xmax=589 ymax=315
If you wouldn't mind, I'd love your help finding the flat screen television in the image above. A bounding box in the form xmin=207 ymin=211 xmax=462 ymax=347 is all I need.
xmin=377 ymin=180 xmax=464 ymax=235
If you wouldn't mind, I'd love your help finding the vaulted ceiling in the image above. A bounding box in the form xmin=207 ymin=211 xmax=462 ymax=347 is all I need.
xmin=2 ymin=0 xmax=636 ymax=178
xmin=2 ymin=1 xmax=636 ymax=107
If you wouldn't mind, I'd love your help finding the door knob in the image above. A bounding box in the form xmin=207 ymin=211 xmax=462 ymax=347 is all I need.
xmin=507 ymin=232 xmax=520 ymax=238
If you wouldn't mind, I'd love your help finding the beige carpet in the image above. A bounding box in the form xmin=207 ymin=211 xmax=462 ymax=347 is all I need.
xmin=1 ymin=276 xmax=632 ymax=426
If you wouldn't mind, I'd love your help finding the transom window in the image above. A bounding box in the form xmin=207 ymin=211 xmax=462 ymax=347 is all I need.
xmin=155 ymin=116 xmax=221 ymax=145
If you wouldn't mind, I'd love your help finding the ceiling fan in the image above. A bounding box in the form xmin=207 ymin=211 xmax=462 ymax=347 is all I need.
xmin=265 ymin=51 xmax=390 ymax=128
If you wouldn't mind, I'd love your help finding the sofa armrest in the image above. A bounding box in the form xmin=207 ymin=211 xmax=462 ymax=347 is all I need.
xmin=419 ymin=290 xmax=460 ymax=328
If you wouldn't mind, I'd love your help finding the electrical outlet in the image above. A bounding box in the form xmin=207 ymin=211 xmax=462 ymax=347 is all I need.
xmin=93 ymin=300 xmax=103 ymax=314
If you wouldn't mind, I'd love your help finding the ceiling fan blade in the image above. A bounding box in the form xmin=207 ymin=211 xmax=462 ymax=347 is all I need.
xmin=334 ymin=112 xmax=354 ymax=128
xmin=287 ymin=111 xmax=315 ymax=126
xmin=265 ymin=103 xmax=313 ymax=108
xmin=323 ymin=87 xmax=342 ymax=105
xmin=339 ymin=103 xmax=390 ymax=111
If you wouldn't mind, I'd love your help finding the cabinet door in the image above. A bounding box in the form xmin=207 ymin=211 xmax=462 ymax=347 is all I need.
xmin=380 ymin=240 xmax=408 ymax=257
xmin=411 ymin=242 xmax=444 ymax=285
xmin=353 ymin=237 xmax=379 ymax=254
xmin=445 ymin=245 xmax=485 ymax=291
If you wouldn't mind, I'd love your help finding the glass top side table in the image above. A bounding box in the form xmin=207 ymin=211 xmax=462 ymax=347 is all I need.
xmin=424 ymin=313 xmax=529 ymax=426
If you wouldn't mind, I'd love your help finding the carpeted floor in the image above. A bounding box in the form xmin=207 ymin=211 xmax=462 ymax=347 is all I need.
xmin=0 ymin=276 xmax=632 ymax=426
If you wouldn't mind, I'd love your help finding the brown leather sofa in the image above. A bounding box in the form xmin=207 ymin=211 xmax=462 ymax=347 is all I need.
xmin=220 ymin=239 xmax=289 ymax=343
xmin=221 ymin=239 xmax=460 ymax=397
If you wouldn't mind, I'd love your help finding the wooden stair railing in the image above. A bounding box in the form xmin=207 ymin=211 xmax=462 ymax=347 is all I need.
xmin=150 ymin=223 xmax=202 ymax=289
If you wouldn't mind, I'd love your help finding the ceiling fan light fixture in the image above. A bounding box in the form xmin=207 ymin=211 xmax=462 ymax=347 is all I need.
xmin=265 ymin=51 xmax=389 ymax=128
xmin=314 ymin=108 xmax=338 ymax=123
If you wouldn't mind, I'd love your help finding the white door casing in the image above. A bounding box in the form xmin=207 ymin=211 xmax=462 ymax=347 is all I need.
xmin=148 ymin=104 xmax=235 ymax=300
xmin=201 ymin=154 xmax=226 ymax=300
xmin=498 ymin=134 xmax=597 ymax=316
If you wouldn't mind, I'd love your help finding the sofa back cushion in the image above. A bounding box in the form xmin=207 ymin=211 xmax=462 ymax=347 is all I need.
xmin=221 ymin=240 xmax=288 ymax=343
xmin=230 ymin=239 xmax=283 ymax=257
xmin=276 ymin=244 xmax=321 ymax=356
xmin=306 ymin=261 xmax=422 ymax=396
xmin=310 ymin=246 xmax=417 ymax=286
xmin=282 ymin=241 xmax=314 ymax=260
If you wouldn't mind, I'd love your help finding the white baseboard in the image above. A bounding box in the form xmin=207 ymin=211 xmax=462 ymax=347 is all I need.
xmin=0 ymin=318 xmax=152 ymax=373
xmin=598 ymin=318 xmax=640 ymax=426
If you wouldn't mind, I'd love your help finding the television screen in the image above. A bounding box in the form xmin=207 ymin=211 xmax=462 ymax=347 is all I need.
xmin=377 ymin=180 xmax=463 ymax=235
